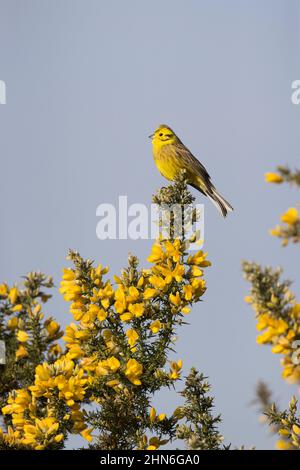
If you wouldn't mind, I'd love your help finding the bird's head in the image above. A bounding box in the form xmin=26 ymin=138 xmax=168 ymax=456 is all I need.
xmin=149 ymin=125 xmax=177 ymax=146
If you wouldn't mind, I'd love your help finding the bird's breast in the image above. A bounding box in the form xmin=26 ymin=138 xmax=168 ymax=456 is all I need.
xmin=153 ymin=146 xmax=184 ymax=181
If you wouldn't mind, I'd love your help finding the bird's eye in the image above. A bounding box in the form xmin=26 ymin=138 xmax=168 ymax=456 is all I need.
xmin=159 ymin=133 xmax=163 ymax=137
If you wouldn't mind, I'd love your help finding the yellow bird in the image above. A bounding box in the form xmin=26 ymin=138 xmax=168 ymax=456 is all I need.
xmin=149 ymin=124 xmax=233 ymax=217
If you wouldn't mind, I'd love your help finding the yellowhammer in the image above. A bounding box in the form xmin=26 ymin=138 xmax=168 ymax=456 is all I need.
xmin=149 ymin=124 xmax=233 ymax=217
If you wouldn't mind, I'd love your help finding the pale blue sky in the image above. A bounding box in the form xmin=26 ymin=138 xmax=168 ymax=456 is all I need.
xmin=0 ymin=0 xmax=300 ymax=449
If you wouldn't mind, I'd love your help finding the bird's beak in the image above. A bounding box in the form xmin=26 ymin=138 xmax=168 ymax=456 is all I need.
xmin=148 ymin=133 xmax=154 ymax=139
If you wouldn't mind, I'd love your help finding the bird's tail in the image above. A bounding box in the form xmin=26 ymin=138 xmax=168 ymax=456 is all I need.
xmin=206 ymin=187 xmax=234 ymax=218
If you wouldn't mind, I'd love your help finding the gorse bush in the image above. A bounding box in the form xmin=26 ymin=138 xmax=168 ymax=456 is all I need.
xmin=265 ymin=166 xmax=300 ymax=246
xmin=244 ymin=167 xmax=300 ymax=450
xmin=2 ymin=167 xmax=299 ymax=450
xmin=0 ymin=174 xmax=224 ymax=450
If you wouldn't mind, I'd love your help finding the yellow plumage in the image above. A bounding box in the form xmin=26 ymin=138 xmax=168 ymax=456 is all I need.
xmin=150 ymin=124 xmax=233 ymax=217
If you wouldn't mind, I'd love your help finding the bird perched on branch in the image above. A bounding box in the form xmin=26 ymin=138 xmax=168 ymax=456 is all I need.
xmin=149 ymin=124 xmax=233 ymax=217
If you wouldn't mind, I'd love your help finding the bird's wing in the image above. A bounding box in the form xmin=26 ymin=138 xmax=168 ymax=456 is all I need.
xmin=173 ymin=141 xmax=211 ymax=182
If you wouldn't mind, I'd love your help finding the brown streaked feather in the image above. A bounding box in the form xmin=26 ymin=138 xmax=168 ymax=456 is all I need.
xmin=172 ymin=140 xmax=211 ymax=182
xmin=159 ymin=140 xmax=212 ymax=194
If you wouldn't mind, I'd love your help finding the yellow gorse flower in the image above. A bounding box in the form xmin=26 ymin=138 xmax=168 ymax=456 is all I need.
xmin=95 ymin=357 xmax=121 ymax=377
xmin=125 ymin=359 xmax=143 ymax=386
xmin=12 ymin=304 xmax=23 ymax=312
xmin=8 ymin=287 xmax=19 ymax=304
xmin=147 ymin=243 xmax=165 ymax=264
xmin=59 ymin=269 xmax=82 ymax=302
xmin=128 ymin=302 xmax=144 ymax=318
xmin=45 ymin=320 xmax=60 ymax=336
xmin=7 ymin=316 xmax=19 ymax=330
xmin=281 ymin=207 xmax=299 ymax=225
xmin=0 ymin=283 xmax=8 ymax=297
xmin=150 ymin=320 xmax=162 ymax=334
xmin=80 ymin=427 xmax=93 ymax=442
xmin=17 ymin=330 xmax=29 ymax=343
xmin=126 ymin=329 xmax=139 ymax=348
xmin=15 ymin=345 xmax=29 ymax=360
xmin=143 ymin=288 xmax=157 ymax=300
xmin=265 ymin=172 xmax=284 ymax=184
xmin=149 ymin=407 xmax=166 ymax=423
xmin=169 ymin=360 xmax=183 ymax=380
